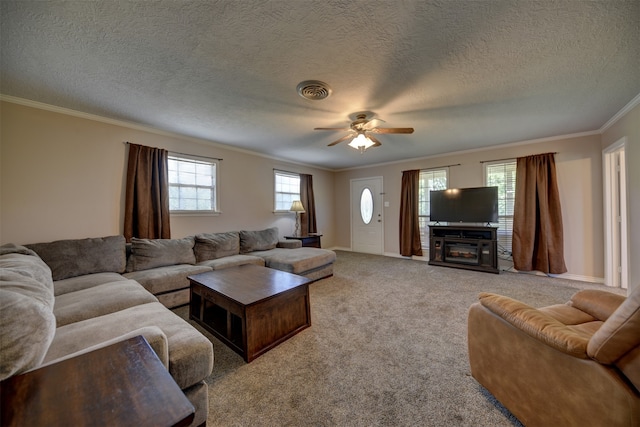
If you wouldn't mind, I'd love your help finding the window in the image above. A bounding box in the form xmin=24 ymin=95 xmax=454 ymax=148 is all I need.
xmin=485 ymin=160 xmax=516 ymax=255
xmin=360 ymin=187 xmax=374 ymax=224
xmin=274 ymin=170 xmax=300 ymax=212
xmin=418 ymin=169 xmax=448 ymax=251
xmin=168 ymin=155 xmax=218 ymax=212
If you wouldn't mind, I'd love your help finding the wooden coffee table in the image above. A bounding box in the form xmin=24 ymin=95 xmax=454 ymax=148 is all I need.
xmin=188 ymin=264 xmax=311 ymax=362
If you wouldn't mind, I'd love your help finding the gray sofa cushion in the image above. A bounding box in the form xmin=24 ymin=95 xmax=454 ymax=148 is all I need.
xmin=26 ymin=235 xmax=126 ymax=281
xmin=251 ymin=247 xmax=337 ymax=274
xmin=239 ymin=227 xmax=279 ymax=253
xmin=53 ymin=272 xmax=129 ymax=297
xmin=197 ymin=254 xmax=265 ymax=270
xmin=54 ymin=280 xmax=158 ymax=327
xmin=0 ymin=249 xmax=56 ymax=380
xmin=124 ymin=264 xmax=211 ymax=296
xmin=194 ymin=231 xmax=240 ymax=262
xmin=126 ymin=237 xmax=196 ymax=272
xmin=43 ymin=302 xmax=214 ymax=390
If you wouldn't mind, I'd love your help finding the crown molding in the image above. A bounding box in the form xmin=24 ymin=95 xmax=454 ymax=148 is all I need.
xmin=600 ymin=92 xmax=640 ymax=133
xmin=335 ymin=130 xmax=600 ymax=172
xmin=0 ymin=94 xmax=332 ymax=172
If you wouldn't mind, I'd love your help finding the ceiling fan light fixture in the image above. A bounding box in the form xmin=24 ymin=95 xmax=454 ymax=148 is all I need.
xmin=348 ymin=133 xmax=375 ymax=153
xmin=296 ymin=80 xmax=332 ymax=100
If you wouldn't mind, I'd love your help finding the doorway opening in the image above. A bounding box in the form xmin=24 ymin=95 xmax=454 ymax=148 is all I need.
xmin=603 ymin=138 xmax=629 ymax=289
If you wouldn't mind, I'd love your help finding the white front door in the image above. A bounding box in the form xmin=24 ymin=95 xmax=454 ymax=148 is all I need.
xmin=351 ymin=177 xmax=383 ymax=254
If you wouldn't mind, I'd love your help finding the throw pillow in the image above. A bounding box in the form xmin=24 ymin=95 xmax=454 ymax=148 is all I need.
xmin=194 ymin=232 xmax=240 ymax=262
xmin=126 ymin=237 xmax=196 ymax=272
xmin=239 ymin=227 xmax=279 ymax=253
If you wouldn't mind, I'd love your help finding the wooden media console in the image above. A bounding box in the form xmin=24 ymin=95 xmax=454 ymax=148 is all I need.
xmin=428 ymin=225 xmax=499 ymax=274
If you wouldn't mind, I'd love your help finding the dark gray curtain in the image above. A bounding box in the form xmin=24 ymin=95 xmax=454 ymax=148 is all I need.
xmin=399 ymin=170 xmax=423 ymax=257
xmin=300 ymin=174 xmax=317 ymax=235
xmin=512 ymin=153 xmax=567 ymax=274
xmin=123 ymin=143 xmax=171 ymax=242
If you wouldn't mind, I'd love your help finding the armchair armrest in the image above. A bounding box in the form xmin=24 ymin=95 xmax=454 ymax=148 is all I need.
xmin=569 ymin=289 xmax=626 ymax=321
xmin=478 ymin=292 xmax=590 ymax=358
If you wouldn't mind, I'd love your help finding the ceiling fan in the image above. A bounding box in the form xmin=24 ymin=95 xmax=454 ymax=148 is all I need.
xmin=314 ymin=113 xmax=414 ymax=153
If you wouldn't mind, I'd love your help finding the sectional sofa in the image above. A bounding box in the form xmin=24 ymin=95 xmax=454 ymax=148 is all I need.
xmin=0 ymin=227 xmax=336 ymax=426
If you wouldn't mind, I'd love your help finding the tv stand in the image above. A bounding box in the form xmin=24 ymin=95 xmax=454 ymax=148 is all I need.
xmin=428 ymin=225 xmax=498 ymax=274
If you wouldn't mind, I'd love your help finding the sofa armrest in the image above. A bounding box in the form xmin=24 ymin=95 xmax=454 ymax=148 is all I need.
xmin=478 ymin=293 xmax=590 ymax=358
xmin=37 ymin=326 xmax=169 ymax=370
xmin=277 ymin=240 xmax=302 ymax=249
xmin=569 ymin=289 xmax=626 ymax=321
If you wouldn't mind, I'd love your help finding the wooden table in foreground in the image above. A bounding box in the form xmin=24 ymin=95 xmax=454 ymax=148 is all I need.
xmin=0 ymin=336 xmax=194 ymax=427
xmin=189 ymin=264 xmax=311 ymax=362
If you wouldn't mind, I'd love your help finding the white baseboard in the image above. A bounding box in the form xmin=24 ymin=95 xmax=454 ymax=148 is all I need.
xmin=330 ymin=247 xmax=607 ymax=285
xmin=548 ymin=273 xmax=605 ymax=284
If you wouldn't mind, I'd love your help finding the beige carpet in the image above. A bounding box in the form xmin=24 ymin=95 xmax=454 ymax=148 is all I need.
xmin=174 ymin=251 xmax=625 ymax=427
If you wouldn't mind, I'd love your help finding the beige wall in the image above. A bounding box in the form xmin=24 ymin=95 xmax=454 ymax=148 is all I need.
xmin=602 ymin=103 xmax=640 ymax=292
xmin=2 ymin=97 xmax=636 ymax=287
xmin=334 ymin=133 xmax=606 ymax=282
xmin=0 ymin=101 xmax=335 ymax=247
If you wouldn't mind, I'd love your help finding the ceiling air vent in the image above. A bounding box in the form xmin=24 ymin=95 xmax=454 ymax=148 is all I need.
xmin=296 ymin=80 xmax=332 ymax=100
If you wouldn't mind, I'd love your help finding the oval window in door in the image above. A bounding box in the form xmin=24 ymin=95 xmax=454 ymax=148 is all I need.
xmin=360 ymin=187 xmax=374 ymax=224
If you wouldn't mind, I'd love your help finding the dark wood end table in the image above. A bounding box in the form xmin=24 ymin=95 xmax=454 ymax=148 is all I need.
xmin=189 ymin=264 xmax=311 ymax=362
xmin=284 ymin=234 xmax=323 ymax=248
xmin=0 ymin=335 xmax=194 ymax=427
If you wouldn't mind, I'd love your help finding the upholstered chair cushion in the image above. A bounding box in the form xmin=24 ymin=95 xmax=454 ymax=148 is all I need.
xmin=587 ymin=287 xmax=640 ymax=364
xmin=194 ymin=231 xmax=240 ymax=262
xmin=26 ymin=235 xmax=126 ymax=281
xmin=0 ymin=247 xmax=56 ymax=380
xmin=569 ymin=289 xmax=627 ymax=321
xmin=126 ymin=237 xmax=196 ymax=272
xmin=239 ymin=227 xmax=279 ymax=253
xmin=478 ymin=292 xmax=591 ymax=358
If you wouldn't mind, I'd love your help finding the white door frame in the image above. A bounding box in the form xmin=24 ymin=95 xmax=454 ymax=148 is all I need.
xmin=603 ymin=137 xmax=629 ymax=289
xmin=350 ymin=176 xmax=384 ymax=254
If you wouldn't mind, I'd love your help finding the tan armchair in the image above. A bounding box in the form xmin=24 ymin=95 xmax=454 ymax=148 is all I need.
xmin=468 ymin=287 xmax=640 ymax=427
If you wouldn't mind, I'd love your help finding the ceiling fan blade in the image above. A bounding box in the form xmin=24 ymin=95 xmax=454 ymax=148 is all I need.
xmin=362 ymin=118 xmax=385 ymax=130
xmin=327 ymin=134 xmax=354 ymax=147
xmin=367 ymin=134 xmax=382 ymax=147
xmin=370 ymin=127 xmax=414 ymax=134
xmin=314 ymin=127 xmax=351 ymax=131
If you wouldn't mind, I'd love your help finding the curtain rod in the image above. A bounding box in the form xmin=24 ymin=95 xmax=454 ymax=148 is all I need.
xmin=402 ymin=163 xmax=461 ymax=173
xmin=480 ymin=152 xmax=557 ymax=164
xmin=123 ymin=142 xmax=222 ymax=161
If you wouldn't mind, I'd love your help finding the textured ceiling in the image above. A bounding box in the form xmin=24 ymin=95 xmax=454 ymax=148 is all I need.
xmin=1 ymin=1 xmax=639 ymax=170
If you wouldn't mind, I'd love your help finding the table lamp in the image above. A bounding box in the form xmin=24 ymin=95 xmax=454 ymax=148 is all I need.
xmin=289 ymin=200 xmax=305 ymax=236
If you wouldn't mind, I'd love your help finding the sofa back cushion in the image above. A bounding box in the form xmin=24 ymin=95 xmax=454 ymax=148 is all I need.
xmin=194 ymin=232 xmax=240 ymax=262
xmin=126 ymin=237 xmax=196 ymax=272
xmin=239 ymin=228 xmax=279 ymax=253
xmin=0 ymin=245 xmax=56 ymax=380
xmin=587 ymin=286 xmax=640 ymax=364
xmin=26 ymin=235 xmax=126 ymax=281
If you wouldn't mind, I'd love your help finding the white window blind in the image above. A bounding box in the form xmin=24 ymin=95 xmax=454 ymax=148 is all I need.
xmin=274 ymin=170 xmax=301 ymax=212
xmin=485 ymin=161 xmax=517 ymax=255
xmin=418 ymin=169 xmax=448 ymax=251
xmin=168 ymin=155 xmax=217 ymax=212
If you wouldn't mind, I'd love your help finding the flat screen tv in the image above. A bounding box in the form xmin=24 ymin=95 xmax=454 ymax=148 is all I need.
xmin=430 ymin=186 xmax=499 ymax=223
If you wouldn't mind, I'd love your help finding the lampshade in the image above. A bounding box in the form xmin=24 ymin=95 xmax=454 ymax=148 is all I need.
xmin=289 ymin=200 xmax=305 ymax=213
xmin=348 ymin=133 xmax=375 ymax=152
